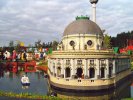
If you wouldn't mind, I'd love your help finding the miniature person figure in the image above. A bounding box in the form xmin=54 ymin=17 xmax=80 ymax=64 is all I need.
xmin=23 ymin=51 xmax=27 ymax=62
xmin=40 ymin=52 xmax=43 ymax=60
xmin=21 ymin=52 xmax=24 ymax=60
xmin=6 ymin=50 xmax=11 ymax=60
xmin=12 ymin=50 xmax=16 ymax=61
xmin=4 ymin=51 xmax=7 ymax=60
xmin=17 ymin=53 xmax=21 ymax=60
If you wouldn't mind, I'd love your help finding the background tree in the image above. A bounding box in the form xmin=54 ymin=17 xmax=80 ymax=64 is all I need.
xmin=35 ymin=40 xmax=42 ymax=49
xmin=104 ymin=34 xmax=111 ymax=49
xmin=9 ymin=41 xmax=14 ymax=47
xmin=8 ymin=41 xmax=14 ymax=52
xmin=52 ymin=40 xmax=59 ymax=50
xmin=14 ymin=42 xmax=20 ymax=52
xmin=111 ymin=30 xmax=133 ymax=48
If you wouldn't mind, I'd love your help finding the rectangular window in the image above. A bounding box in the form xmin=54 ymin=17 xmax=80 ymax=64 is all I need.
xmin=90 ymin=60 xmax=94 ymax=65
xmin=77 ymin=60 xmax=82 ymax=65
xmin=101 ymin=60 xmax=105 ymax=65
xmin=66 ymin=60 xmax=70 ymax=65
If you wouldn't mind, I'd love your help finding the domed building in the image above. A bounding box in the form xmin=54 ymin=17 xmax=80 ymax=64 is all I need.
xmin=48 ymin=0 xmax=131 ymax=94
xmin=48 ymin=16 xmax=131 ymax=93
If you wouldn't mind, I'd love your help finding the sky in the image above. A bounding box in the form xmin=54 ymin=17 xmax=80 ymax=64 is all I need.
xmin=0 ymin=0 xmax=133 ymax=47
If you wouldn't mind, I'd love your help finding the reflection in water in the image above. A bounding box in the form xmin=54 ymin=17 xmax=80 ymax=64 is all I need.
xmin=0 ymin=63 xmax=4 ymax=78
xmin=0 ymin=66 xmax=48 ymax=95
xmin=51 ymin=77 xmax=132 ymax=100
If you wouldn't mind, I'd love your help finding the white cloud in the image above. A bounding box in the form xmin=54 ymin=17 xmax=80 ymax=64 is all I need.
xmin=0 ymin=0 xmax=132 ymax=46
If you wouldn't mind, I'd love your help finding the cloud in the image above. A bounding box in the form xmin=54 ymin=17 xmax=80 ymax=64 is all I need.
xmin=0 ymin=0 xmax=132 ymax=46
xmin=97 ymin=0 xmax=133 ymax=36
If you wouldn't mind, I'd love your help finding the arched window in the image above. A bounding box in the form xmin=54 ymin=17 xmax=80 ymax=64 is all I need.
xmin=101 ymin=67 xmax=105 ymax=78
xmin=65 ymin=67 xmax=71 ymax=78
xmin=89 ymin=68 xmax=95 ymax=78
xmin=57 ymin=67 xmax=61 ymax=77
xmin=76 ymin=68 xmax=83 ymax=78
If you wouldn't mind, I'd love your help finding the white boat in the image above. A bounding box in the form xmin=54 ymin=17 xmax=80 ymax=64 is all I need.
xmin=21 ymin=75 xmax=30 ymax=86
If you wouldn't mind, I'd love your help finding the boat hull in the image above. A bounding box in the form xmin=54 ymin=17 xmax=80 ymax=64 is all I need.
xmin=21 ymin=82 xmax=30 ymax=86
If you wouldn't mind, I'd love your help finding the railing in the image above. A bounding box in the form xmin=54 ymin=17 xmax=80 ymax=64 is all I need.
xmin=49 ymin=72 xmax=114 ymax=86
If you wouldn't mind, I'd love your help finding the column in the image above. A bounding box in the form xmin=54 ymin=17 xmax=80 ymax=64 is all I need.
xmin=64 ymin=68 xmax=66 ymax=78
xmin=54 ymin=59 xmax=57 ymax=77
xmin=50 ymin=59 xmax=53 ymax=73
xmin=61 ymin=59 xmax=64 ymax=78
xmin=96 ymin=59 xmax=100 ymax=79
xmin=71 ymin=59 xmax=75 ymax=79
xmin=112 ymin=60 xmax=116 ymax=76
xmin=48 ymin=58 xmax=50 ymax=69
xmin=48 ymin=59 xmax=53 ymax=74
xmin=84 ymin=59 xmax=88 ymax=79
xmin=106 ymin=59 xmax=109 ymax=79
xmin=53 ymin=62 xmax=55 ymax=76
xmin=64 ymin=59 xmax=66 ymax=78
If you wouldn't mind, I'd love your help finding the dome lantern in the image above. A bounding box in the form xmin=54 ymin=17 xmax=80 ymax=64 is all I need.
xmin=90 ymin=0 xmax=98 ymax=4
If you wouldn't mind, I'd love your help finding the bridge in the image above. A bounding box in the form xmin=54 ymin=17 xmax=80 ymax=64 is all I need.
xmin=0 ymin=61 xmax=36 ymax=73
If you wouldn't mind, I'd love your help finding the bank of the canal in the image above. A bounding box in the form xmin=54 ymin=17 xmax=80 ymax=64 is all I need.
xmin=0 ymin=91 xmax=62 ymax=100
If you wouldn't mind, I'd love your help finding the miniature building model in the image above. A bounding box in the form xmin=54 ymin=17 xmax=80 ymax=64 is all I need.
xmin=48 ymin=0 xmax=131 ymax=92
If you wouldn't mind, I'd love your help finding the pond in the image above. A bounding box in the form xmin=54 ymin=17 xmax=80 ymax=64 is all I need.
xmin=0 ymin=71 xmax=48 ymax=95
xmin=0 ymin=62 xmax=133 ymax=100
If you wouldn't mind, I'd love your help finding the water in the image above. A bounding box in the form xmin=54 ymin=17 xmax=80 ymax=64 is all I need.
xmin=0 ymin=71 xmax=48 ymax=95
xmin=51 ymin=75 xmax=133 ymax=100
xmin=0 ymin=63 xmax=133 ymax=100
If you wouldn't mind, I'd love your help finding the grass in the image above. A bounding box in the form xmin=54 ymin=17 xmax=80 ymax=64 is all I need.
xmin=122 ymin=98 xmax=133 ymax=100
xmin=0 ymin=90 xmax=62 ymax=100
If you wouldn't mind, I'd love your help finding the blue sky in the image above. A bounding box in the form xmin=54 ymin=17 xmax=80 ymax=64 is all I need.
xmin=0 ymin=0 xmax=133 ymax=46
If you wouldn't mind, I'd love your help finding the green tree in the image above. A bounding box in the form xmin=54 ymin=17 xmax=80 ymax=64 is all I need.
xmin=104 ymin=34 xmax=111 ymax=49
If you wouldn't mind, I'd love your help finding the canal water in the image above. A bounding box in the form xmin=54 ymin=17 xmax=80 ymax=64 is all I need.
xmin=0 ymin=71 xmax=48 ymax=95
xmin=0 ymin=64 xmax=133 ymax=100
xmin=51 ymin=74 xmax=133 ymax=100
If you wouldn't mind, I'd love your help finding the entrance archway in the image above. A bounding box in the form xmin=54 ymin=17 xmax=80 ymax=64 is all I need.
xmin=101 ymin=67 xmax=105 ymax=78
xmin=76 ymin=68 xmax=83 ymax=78
xmin=65 ymin=67 xmax=71 ymax=78
xmin=89 ymin=68 xmax=95 ymax=78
